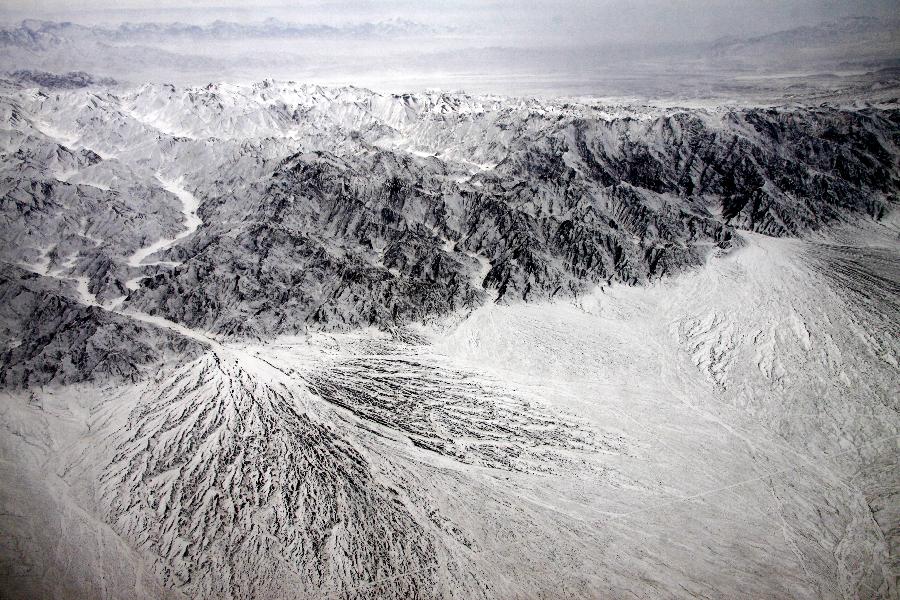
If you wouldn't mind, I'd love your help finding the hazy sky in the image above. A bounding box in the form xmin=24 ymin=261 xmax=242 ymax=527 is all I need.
xmin=2 ymin=0 xmax=897 ymax=42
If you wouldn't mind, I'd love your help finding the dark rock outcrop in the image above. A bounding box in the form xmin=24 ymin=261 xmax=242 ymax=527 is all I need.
xmin=0 ymin=265 xmax=202 ymax=386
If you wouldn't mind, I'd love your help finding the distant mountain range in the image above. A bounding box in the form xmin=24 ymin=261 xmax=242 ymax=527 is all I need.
xmin=0 ymin=17 xmax=441 ymax=50
xmin=709 ymin=16 xmax=900 ymax=69
xmin=0 ymin=16 xmax=897 ymax=97
xmin=0 ymin=15 xmax=892 ymax=53
xmin=6 ymin=69 xmax=117 ymax=88
xmin=711 ymin=16 xmax=897 ymax=51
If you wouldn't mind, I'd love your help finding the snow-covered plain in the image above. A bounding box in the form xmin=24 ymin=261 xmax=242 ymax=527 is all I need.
xmin=0 ymin=77 xmax=898 ymax=599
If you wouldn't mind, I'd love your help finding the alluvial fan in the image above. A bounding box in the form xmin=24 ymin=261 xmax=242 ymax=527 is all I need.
xmin=100 ymin=353 xmax=443 ymax=598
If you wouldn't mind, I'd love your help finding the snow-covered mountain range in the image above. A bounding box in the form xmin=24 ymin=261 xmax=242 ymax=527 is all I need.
xmin=0 ymin=75 xmax=898 ymax=599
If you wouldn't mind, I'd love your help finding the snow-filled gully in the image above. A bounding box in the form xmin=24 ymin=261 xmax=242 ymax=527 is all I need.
xmin=125 ymin=175 xmax=202 ymax=291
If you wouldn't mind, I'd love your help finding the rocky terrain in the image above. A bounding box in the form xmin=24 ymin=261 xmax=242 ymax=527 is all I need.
xmin=0 ymin=74 xmax=898 ymax=599
xmin=1 ymin=77 xmax=897 ymax=341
